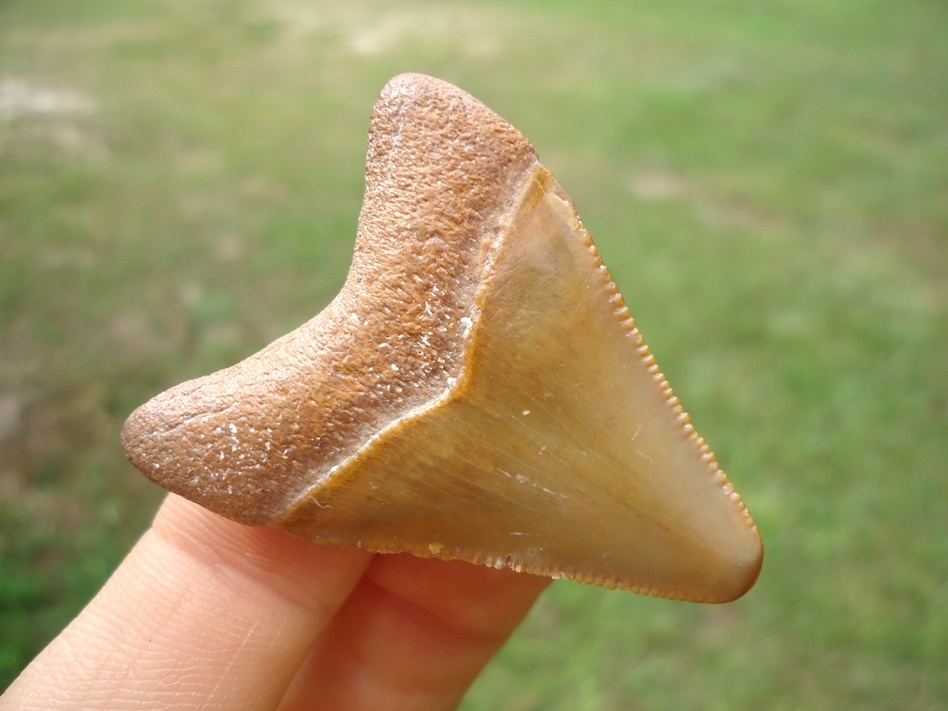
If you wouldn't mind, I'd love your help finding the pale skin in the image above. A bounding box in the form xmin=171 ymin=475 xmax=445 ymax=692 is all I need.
xmin=1 ymin=494 xmax=549 ymax=711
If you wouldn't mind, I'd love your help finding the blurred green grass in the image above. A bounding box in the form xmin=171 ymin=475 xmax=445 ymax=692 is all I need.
xmin=1 ymin=0 xmax=945 ymax=707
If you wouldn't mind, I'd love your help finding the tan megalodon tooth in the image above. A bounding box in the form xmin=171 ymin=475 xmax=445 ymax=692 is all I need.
xmin=122 ymin=73 xmax=763 ymax=602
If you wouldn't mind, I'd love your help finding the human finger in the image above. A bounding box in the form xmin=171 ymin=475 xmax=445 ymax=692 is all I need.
xmin=279 ymin=553 xmax=550 ymax=711
xmin=1 ymin=494 xmax=372 ymax=710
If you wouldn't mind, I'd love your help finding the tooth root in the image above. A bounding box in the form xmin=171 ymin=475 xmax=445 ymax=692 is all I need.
xmin=122 ymin=73 xmax=762 ymax=602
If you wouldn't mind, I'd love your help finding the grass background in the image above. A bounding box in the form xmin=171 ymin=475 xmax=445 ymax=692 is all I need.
xmin=1 ymin=0 xmax=945 ymax=707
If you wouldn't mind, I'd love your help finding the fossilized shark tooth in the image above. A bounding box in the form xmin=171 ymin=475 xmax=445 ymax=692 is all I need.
xmin=122 ymin=73 xmax=763 ymax=602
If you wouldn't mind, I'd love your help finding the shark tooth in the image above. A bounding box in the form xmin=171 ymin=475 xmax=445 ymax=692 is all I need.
xmin=122 ymin=73 xmax=763 ymax=602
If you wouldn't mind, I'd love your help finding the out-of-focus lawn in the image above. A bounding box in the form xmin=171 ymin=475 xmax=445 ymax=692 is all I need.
xmin=1 ymin=0 xmax=945 ymax=707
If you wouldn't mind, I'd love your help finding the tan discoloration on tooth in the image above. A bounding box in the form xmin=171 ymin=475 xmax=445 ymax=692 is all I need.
xmin=122 ymin=73 xmax=762 ymax=602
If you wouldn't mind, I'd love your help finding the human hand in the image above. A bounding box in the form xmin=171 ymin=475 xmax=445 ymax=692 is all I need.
xmin=1 ymin=494 xmax=549 ymax=710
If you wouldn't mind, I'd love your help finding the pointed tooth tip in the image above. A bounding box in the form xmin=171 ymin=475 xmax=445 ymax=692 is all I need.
xmin=717 ymin=529 xmax=764 ymax=602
